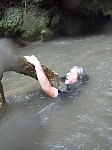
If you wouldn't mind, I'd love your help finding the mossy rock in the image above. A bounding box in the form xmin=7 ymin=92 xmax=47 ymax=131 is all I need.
xmin=20 ymin=7 xmax=50 ymax=41
xmin=21 ymin=28 xmax=39 ymax=41
xmin=40 ymin=28 xmax=54 ymax=41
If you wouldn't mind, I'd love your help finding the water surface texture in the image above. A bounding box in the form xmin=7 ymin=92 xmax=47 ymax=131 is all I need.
xmin=0 ymin=34 xmax=112 ymax=150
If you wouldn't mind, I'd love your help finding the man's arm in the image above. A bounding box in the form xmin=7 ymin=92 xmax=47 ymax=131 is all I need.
xmin=24 ymin=55 xmax=58 ymax=97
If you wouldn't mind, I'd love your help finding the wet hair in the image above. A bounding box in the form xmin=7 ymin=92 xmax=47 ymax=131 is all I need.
xmin=72 ymin=66 xmax=89 ymax=82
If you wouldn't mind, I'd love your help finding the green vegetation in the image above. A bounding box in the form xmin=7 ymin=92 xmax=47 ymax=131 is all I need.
xmin=0 ymin=0 xmax=112 ymax=41
xmin=0 ymin=0 xmax=52 ymax=40
xmin=0 ymin=7 xmax=22 ymax=36
xmin=81 ymin=0 xmax=112 ymax=16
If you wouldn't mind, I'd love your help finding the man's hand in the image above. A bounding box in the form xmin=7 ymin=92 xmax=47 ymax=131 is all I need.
xmin=24 ymin=55 xmax=40 ymax=67
xmin=24 ymin=55 xmax=58 ymax=97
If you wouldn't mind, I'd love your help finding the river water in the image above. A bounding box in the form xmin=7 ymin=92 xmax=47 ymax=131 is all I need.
xmin=0 ymin=34 xmax=112 ymax=150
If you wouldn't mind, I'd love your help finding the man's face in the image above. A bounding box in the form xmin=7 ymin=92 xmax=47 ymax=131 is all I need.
xmin=65 ymin=67 xmax=78 ymax=84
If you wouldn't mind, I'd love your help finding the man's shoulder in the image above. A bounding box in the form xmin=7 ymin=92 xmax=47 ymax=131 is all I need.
xmin=57 ymin=77 xmax=75 ymax=97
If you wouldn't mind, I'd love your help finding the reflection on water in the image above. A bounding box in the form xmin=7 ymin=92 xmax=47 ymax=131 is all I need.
xmin=0 ymin=34 xmax=112 ymax=150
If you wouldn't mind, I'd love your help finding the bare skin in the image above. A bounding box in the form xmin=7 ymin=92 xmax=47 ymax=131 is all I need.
xmin=24 ymin=55 xmax=78 ymax=97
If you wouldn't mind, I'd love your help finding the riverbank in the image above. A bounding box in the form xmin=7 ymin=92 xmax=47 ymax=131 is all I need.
xmin=0 ymin=0 xmax=112 ymax=42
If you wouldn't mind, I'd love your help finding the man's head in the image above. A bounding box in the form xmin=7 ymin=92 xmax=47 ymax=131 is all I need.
xmin=65 ymin=66 xmax=89 ymax=84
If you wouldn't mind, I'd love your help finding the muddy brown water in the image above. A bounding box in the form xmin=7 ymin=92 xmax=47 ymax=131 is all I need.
xmin=0 ymin=34 xmax=112 ymax=150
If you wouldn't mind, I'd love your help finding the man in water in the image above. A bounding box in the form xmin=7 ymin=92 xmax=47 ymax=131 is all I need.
xmin=24 ymin=55 xmax=89 ymax=97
